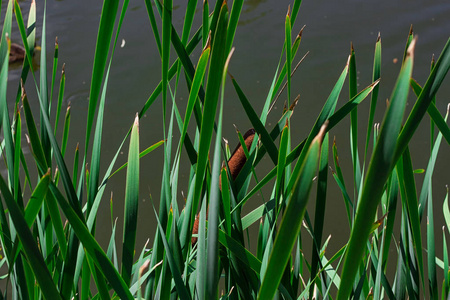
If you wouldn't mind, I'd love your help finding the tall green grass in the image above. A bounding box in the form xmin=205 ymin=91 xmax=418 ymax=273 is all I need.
xmin=1 ymin=0 xmax=450 ymax=299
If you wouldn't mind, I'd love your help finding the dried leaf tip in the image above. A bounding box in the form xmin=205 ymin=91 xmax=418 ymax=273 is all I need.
xmin=139 ymin=259 xmax=150 ymax=278
xmin=134 ymin=112 xmax=139 ymax=129
xmin=374 ymin=123 xmax=380 ymax=131
xmin=62 ymin=63 xmax=65 ymax=75
xmin=55 ymin=36 xmax=58 ymax=46
xmin=313 ymin=121 xmax=328 ymax=144
xmin=447 ymin=103 xmax=450 ymax=114
xmin=377 ymin=32 xmax=381 ymax=42
xmin=372 ymin=78 xmax=381 ymax=88
xmin=225 ymin=47 xmax=235 ymax=68
xmin=286 ymin=5 xmax=291 ymax=18
xmin=233 ymin=124 xmax=240 ymax=134
xmin=406 ymin=36 xmax=417 ymax=59
xmin=409 ymin=24 xmax=413 ymax=36
xmin=297 ymin=25 xmax=306 ymax=39
xmin=350 ymin=42 xmax=354 ymax=52
xmin=289 ymin=95 xmax=300 ymax=111
xmin=20 ymin=79 xmax=26 ymax=99
xmin=204 ymin=31 xmax=212 ymax=51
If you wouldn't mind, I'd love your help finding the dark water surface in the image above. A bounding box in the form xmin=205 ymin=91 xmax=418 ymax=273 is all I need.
xmin=4 ymin=0 xmax=450 ymax=280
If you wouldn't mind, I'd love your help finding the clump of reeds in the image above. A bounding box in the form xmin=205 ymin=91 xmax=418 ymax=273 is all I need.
xmin=0 ymin=0 xmax=449 ymax=299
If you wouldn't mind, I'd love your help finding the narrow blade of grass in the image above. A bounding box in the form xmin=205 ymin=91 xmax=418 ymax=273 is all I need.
xmin=310 ymin=133 xmax=329 ymax=291
xmin=121 ymin=115 xmax=140 ymax=287
xmin=85 ymin=0 xmax=119 ymax=151
xmin=258 ymin=124 xmax=326 ymax=300
xmin=337 ymin=39 xmax=416 ymax=300
xmin=394 ymin=37 xmax=450 ymax=163
xmin=0 ymin=175 xmax=61 ymax=300
xmin=153 ymin=206 xmax=191 ymax=300
xmin=349 ymin=43 xmax=362 ymax=193
xmin=285 ymin=58 xmax=349 ymax=195
xmin=192 ymin=1 xmax=228 ymax=228
xmin=365 ymin=34 xmax=382 ymax=162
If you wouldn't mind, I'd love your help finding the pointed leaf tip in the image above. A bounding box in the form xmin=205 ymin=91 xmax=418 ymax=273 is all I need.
xmin=346 ymin=54 xmax=351 ymax=66
xmin=225 ymin=47 xmax=235 ymax=67
xmin=313 ymin=121 xmax=328 ymax=145
xmin=297 ymin=25 xmax=306 ymax=39
xmin=372 ymin=78 xmax=381 ymax=88
xmin=406 ymin=36 xmax=417 ymax=59
xmin=134 ymin=113 xmax=139 ymax=129
xmin=204 ymin=31 xmax=212 ymax=51
xmin=289 ymin=95 xmax=300 ymax=111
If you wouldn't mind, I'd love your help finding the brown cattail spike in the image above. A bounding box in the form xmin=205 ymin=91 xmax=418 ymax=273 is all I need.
xmin=191 ymin=128 xmax=255 ymax=245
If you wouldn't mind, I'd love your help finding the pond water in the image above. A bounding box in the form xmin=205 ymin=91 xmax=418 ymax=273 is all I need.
xmin=4 ymin=0 xmax=450 ymax=282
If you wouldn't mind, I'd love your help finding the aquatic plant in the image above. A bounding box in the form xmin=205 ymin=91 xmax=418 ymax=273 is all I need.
xmin=0 ymin=0 xmax=450 ymax=299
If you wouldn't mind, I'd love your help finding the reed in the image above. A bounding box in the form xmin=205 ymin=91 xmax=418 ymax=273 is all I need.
xmin=0 ymin=0 xmax=449 ymax=299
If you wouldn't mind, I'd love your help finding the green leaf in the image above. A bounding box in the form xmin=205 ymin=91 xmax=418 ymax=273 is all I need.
xmin=0 ymin=175 xmax=62 ymax=300
xmin=24 ymin=171 xmax=50 ymax=227
xmin=411 ymin=79 xmax=450 ymax=146
xmin=349 ymin=43 xmax=362 ymax=193
xmin=110 ymin=140 xmax=164 ymax=178
xmin=285 ymin=58 xmax=350 ymax=195
xmin=394 ymin=37 xmax=450 ymax=163
xmin=48 ymin=183 xmax=133 ymax=299
xmin=85 ymin=0 xmax=119 ymax=152
xmin=337 ymin=39 xmax=416 ymax=300
xmin=22 ymin=91 xmax=48 ymax=174
xmin=121 ymin=115 xmax=140 ymax=287
xmin=310 ymin=133 xmax=329 ymax=290
xmin=427 ymin=176 xmax=438 ymax=299
xmin=179 ymin=45 xmax=210 ymax=155
xmin=258 ymin=124 xmax=326 ymax=300
xmin=232 ymin=77 xmax=279 ymax=165
xmin=153 ymin=207 xmax=191 ymax=300
xmin=218 ymin=229 xmax=262 ymax=273
xmin=285 ymin=8 xmax=292 ymax=105
xmin=443 ymin=225 xmax=449 ymax=299
xmin=400 ymin=147 xmax=425 ymax=290
xmin=365 ymin=34 xmax=382 ymax=163
xmin=1 ymin=37 xmax=15 ymax=185
xmin=192 ymin=2 xmax=228 ymax=228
